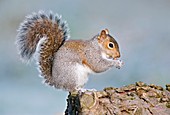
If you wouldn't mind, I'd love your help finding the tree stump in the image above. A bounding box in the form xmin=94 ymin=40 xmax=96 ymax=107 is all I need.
xmin=65 ymin=82 xmax=170 ymax=115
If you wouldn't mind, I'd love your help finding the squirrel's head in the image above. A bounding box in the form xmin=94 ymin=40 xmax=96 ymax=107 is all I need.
xmin=98 ymin=29 xmax=120 ymax=60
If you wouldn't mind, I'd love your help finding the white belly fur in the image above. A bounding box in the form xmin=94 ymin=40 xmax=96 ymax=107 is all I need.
xmin=76 ymin=63 xmax=93 ymax=87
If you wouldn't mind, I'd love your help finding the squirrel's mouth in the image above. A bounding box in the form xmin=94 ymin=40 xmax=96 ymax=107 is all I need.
xmin=113 ymin=58 xmax=118 ymax=60
xmin=106 ymin=54 xmax=117 ymax=60
xmin=105 ymin=51 xmax=121 ymax=60
xmin=102 ymin=52 xmax=120 ymax=60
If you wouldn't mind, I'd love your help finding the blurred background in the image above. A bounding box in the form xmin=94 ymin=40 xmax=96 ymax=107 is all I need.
xmin=0 ymin=0 xmax=170 ymax=115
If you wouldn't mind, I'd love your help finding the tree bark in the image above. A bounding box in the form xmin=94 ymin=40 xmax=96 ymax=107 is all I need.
xmin=65 ymin=82 xmax=170 ymax=115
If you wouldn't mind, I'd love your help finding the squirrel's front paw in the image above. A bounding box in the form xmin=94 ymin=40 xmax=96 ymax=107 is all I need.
xmin=114 ymin=60 xmax=124 ymax=69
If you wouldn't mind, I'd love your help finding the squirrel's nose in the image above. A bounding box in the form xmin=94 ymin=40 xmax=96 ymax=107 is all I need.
xmin=114 ymin=52 xmax=120 ymax=59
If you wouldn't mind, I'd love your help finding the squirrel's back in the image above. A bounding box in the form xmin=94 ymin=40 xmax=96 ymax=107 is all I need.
xmin=16 ymin=11 xmax=70 ymax=85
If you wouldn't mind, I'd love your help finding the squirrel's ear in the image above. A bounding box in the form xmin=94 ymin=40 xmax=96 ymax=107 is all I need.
xmin=98 ymin=29 xmax=109 ymax=42
xmin=104 ymin=28 xmax=109 ymax=35
xmin=100 ymin=29 xmax=109 ymax=38
xmin=100 ymin=30 xmax=107 ymax=39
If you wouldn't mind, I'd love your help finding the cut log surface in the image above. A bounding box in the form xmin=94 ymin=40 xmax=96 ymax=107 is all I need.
xmin=65 ymin=82 xmax=170 ymax=115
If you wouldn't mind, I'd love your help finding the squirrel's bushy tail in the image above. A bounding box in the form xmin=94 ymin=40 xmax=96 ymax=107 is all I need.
xmin=16 ymin=11 xmax=69 ymax=85
xmin=16 ymin=11 xmax=69 ymax=60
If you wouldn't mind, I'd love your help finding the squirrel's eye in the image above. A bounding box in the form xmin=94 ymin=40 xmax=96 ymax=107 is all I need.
xmin=108 ymin=42 xmax=114 ymax=49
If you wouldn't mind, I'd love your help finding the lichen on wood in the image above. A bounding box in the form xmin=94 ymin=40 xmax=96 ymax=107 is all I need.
xmin=65 ymin=81 xmax=170 ymax=115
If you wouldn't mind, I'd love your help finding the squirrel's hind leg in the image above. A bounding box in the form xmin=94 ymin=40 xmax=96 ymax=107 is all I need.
xmin=52 ymin=60 xmax=83 ymax=91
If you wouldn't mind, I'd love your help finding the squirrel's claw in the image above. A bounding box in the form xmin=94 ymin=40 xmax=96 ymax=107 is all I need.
xmin=114 ymin=59 xmax=124 ymax=69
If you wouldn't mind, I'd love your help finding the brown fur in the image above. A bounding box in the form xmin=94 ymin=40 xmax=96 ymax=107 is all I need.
xmin=16 ymin=11 xmax=69 ymax=86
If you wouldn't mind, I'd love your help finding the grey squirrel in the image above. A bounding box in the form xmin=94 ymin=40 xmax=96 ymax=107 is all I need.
xmin=16 ymin=11 xmax=123 ymax=92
